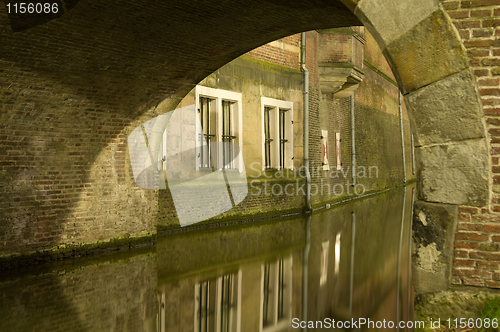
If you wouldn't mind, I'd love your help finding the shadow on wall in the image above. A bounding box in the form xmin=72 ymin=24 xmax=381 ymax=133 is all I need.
xmin=128 ymin=106 xmax=248 ymax=227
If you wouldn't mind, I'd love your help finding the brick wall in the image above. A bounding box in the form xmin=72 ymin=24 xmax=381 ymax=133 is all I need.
xmin=245 ymin=35 xmax=301 ymax=70
xmin=443 ymin=0 xmax=500 ymax=288
xmin=0 ymin=0 xmax=361 ymax=260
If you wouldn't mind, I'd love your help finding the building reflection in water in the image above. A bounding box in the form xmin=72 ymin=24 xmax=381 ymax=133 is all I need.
xmin=0 ymin=186 xmax=414 ymax=332
xmin=157 ymin=185 xmax=415 ymax=332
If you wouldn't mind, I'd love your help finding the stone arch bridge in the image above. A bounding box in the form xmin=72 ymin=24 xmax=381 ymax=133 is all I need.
xmin=0 ymin=0 xmax=493 ymax=293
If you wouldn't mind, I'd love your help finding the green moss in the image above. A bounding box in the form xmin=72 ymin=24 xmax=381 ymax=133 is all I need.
xmin=363 ymin=60 xmax=398 ymax=86
xmin=0 ymin=232 xmax=156 ymax=269
xmin=236 ymin=55 xmax=302 ymax=75
xmin=481 ymin=297 xmax=500 ymax=332
xmin=158 ymin=205 xmax=304 ymax=233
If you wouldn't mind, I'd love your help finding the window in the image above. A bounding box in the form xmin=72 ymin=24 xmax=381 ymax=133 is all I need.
xmin=199 ymin=96 xmax=216 ymax=169
xmin=264 ymin=106 xmax=273 ymax=169
xmin=222 ymin=100 xmax=237 ymax=169
xmin=261 ymin=98 xmax=293 ymax=170
xmin=196 ymin=86 xmax=243 ymax=172
xmin=260 ymin=257 xmax=292 ymax=332
xmin=195 ymin=272 xmax=241 ymax=332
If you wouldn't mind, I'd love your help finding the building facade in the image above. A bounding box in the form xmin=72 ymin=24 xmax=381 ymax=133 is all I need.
xmin=156 ymin=28 xmax=414 ymax=229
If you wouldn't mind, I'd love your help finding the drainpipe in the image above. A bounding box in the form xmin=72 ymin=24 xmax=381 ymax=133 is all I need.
xmin=350 ymin=95 xmax=356 ymax=186
xmin=411 ymin=133 xmax=415 ymax=175
xmin=349 ymin=212 xmax=356 ymax=313
xmin=396 ymin=187 xmax=407 ymax=331
xmin=407 ymin=188 xmax=415 ymax=322
xmin=399 ymin=92 xmax=407 ymax=183
xmin=301 ymin=32 xmax=312 ymax=211
xmin=302 ymin=215 xmax=311 ymax=332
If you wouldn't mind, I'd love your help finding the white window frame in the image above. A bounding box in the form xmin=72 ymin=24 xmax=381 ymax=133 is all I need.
xmin=259 ymin=256 xmax=293 ymax=332
xmin=194 ymin=270 xmax=242 ymax=332
xmin=261 ymin=97 xmax=293 ymax=171
xmin=195 ymin=86 xmax=244 ymax=173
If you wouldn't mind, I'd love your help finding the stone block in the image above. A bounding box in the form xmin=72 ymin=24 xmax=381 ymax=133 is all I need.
xmin=406 ymin=69 xmax=485 ymax=146
xmin=416 ymin=139 xmax=489 ymax=206
xmin=412 ymin=201 xmax=458 ymax=294
xmin=355 ymin=0 xmax=439 ymax=50
xmin=413 ymin=265 xmax=452 ymax=294
xmin=383 ymin=9 xmax=469 ymax=94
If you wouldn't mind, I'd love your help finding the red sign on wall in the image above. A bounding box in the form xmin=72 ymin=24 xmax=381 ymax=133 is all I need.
xmin=322 ymin=130 xmax=329 ymax=171
xmin=335 ymin=132 xmax=341 ymax=170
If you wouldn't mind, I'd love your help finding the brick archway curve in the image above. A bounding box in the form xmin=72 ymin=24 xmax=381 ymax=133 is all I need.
xmin=0 ymin=0 xmax=488 ymax=282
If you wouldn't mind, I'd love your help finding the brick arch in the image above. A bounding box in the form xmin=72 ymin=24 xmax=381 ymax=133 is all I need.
xmin=0 ymin=0 xmax=360 ymax=258
xmin=0 ymin=0 xmax=489 ymax=290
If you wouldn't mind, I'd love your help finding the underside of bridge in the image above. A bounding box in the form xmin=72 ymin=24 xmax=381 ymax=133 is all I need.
xmin=0 ymin=0 xmax=491 ymax=301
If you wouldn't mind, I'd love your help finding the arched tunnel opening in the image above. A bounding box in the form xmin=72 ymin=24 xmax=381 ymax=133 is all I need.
xmin=0 ymin=0 xmax=496 ymax=330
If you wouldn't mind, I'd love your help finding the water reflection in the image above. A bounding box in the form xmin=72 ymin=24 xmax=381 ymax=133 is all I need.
xmin=0 ymin=249 xmax=157 ymax=332
xmin=0 ymin=185 xmax=414 ymax=331
xmin=157 ymin=185 xmax=415 ymax=331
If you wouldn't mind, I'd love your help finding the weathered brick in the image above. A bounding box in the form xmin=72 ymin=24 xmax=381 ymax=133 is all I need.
xmin=474 ymin=68 xmax=491 ymax=76
xmin=478 ymin=260 xmax=499 ymax=269
xmin=443 ymin=1 xmax=460 ymax=10
xmin=461 ymin=20 xmax=483 ymax=29
xmin=485 ymin=108 xmax=500 ymax=115
xmin=449 ymin=10 xmax=470 ymax=19
xmin=486 ymin=280 xmax=500 ymax=288
xmin=481 ymin=88 xmax=500 ymax=96
xmin=470 ymin=251 xmax=500 ymax=260
xmin=455 ymin=241 xmax=479 ymax=249
xmin=463 ymin=277 xmax=486 ymax=286
xmin=482 ymin=0 xmax=500 ymax=6
xmin=485 ymin=224 xmax=500 ymax=232
xmin=482 ymin=58 xmax=500 ymax=66
xmin=459 ymin=29 xmax=471 ymax=39
xmin=459 ymin=206 xmax=480 ymax=213
xmin=460 ymin=0 xmax=482 ymax=8
xmin=471 ymin=10 xmax=492 ymax=18
xmin=480 ymin=78 xmax=500 ymax=87
xmin=455 ymin=249 xmax=470 ymax=258
xmin=485 ymin=19 xmax=500 ymax=28
xmin=453 ymin=268 xmax=492 ymax=279
xmin=458 ymin=222 xmax=483 ymax=231
xmin=454 ymin=258 xmax=476 ymax=267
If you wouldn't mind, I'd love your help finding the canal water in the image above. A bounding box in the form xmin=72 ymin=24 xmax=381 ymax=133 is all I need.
xmin=0 ymin=185 xmax=415 ymax=331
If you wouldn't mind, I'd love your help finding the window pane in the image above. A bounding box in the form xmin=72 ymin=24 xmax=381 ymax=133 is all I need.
xmin=279 ymin=109 xmax=288 ymax=169
xmin=199 ymin=97 xmax=213 ymax=169
xmin=264 ymin=107 xmax=272 ymax=169
xmin=222 ymin=101 xmax=234 ymax=169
